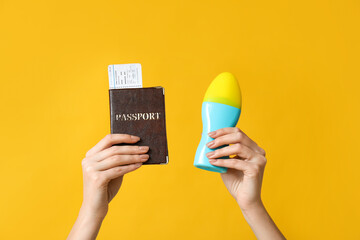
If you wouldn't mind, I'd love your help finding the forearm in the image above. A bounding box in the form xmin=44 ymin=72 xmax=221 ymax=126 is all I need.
xmin=239 ymin=201 xmax=286 ymax=240
xmin=67 ymin=206 xmax=105 ymax=240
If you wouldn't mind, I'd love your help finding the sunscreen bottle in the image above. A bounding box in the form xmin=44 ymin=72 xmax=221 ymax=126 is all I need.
xmin=194 ymin=72 xmax=242 ymax=173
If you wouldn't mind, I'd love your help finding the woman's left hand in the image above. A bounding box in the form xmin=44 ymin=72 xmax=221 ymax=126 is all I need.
xmin=206 ymin=127 xmax=267 ymax=211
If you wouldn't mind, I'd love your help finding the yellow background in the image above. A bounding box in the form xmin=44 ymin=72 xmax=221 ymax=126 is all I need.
xmin=0 ymin=0 xmax=359 ymax=239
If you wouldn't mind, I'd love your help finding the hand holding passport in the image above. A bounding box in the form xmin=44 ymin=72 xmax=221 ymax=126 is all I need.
xmin=108 ymin=64 xmax=169 ymax=164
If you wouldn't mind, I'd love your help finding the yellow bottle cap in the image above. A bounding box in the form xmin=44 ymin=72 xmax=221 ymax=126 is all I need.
xmin=203 ymin=72 xmax=242 ymax=109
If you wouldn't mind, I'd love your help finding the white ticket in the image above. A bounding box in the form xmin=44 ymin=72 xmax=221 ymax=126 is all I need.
xmin=108 ymin=63 xmax=143 ymax=89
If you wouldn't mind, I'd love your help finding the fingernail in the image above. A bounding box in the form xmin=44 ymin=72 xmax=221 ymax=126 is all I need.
xmin=135 ymin=163 xmax=142 ymax=167
xmin=206 ymin=151 xmax=215 ymax=158
xmin=140 ymin=154 xmax=149 ymax=160
xmin=209 ymin=159 xmax=217 ymax=164
xmin=208 ymin=131 xmax=216 ymax=137
xmin=207 ymin=141 xmax=215 ymax=148
xmin=139 ymin=146 xmax=149 ymax=151
xmin=131 ymin=135 xmax=140 ymax=140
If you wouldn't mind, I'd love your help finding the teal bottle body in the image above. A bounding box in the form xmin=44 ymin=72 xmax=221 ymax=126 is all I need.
xmin=194 ymin=101 xmax=241 ymax=173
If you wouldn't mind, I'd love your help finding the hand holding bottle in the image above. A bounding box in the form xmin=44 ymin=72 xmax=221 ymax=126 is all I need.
xmin=207 ymin=127 xmax=285 ymax=240
xmin=206 ymin=127 xmax=266 ymax=210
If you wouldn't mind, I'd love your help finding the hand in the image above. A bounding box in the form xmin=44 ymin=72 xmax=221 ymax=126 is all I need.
xmin=68 ymin=134 xmax=149 ymax=240
xmin=206 ymin=127 xmax=267 ymax=211
xmin=81 ymin=134 xmax=149 ymax=219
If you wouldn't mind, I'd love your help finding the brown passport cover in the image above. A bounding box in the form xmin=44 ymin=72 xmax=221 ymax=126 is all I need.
xmin=109 ymin=87 xmax=168 ymax=164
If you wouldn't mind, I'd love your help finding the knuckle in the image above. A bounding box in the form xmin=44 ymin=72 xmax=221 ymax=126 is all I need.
xmin=257 ymin=146 xmax=266 ymax=157
xmin=91 ymin=172 xmax=102 ymax=182
xmin=84 ymin=164 xmax=95 ymax=173
xmin=127 ymin=145 xmax=138 ymax=153
xmin=113 ymin=167 xmax=126 ymax=176
xmin=81 ymin=158 xmax=88 ymax=167
xmin=259 ymin=155 xmax=267 ymax=166
xmin=135 ymin=155 xmax=145 ymax=163
xmin=234 ymin=143 xmax=243 ymax=152
xmin=254 ymin=154 xmax=266 ymax=165
xmin=122 ymin=134 xmax=132 ymax=141
xmin=236 ymin=131 xmax=243 ymax=141
xmin=114 ymin=167 xmax=123 ymax=173
xmin=213 ymin=149 xmax=220 ymax=156
xmin=109 ymin=146 xmax=119 ymax=155
xmin=260 ymin=148 xmax=266 ymax=157
xmin=114 ymin=154 xmax=130 ymax=163
xmin=122 ymin=145 xmax=131 ymax=151
xmin=130 ymin=163 xmax=140 ymax=170
xmin=215 ymin=159 xmax=225 ymax=165
xmin=123 ymin=154 xmax=133 ymax=161
xmin=110 ymin=155 xmax=122 ymax=163
xmin=105 ymin=134 xmax=113 ymax=143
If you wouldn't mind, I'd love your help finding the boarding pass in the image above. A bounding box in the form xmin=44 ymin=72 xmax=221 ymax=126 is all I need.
xmin=108 ymin=63 xmax=143 ymax=89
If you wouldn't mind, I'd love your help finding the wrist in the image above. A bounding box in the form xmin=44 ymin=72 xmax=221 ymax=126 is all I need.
xmin=79 ymin=203 xmax=108 ymax=222
xmin=237 ymin=198 xmax=264 ymax=213
xmin=68 ymin=205 xmax=105 ymax=240
xmin=238 ymin=200 xmax=269 ymax=227
xmin=236 ymin=199 xmax=286 ymax=240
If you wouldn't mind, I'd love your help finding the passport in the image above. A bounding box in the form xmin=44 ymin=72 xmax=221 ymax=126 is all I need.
xmin=109 ymin=87 xmax=169 ymax=164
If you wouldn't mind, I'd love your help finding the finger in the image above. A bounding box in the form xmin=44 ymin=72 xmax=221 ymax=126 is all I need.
xmin=90 ymin=145 xmax=149 ymax=162
xmin=95 ymin=154 xmax=149 ymax=171
xmin=102 ymin=163 xmax=142 ymax=180
xmin=206 ymin=143 xmax=254 ymax=160
xmin=209 ymin=158 xmax=250 ymax=171
xmin=86 ymin=134 xmax=140 ymax=157
xmin=208 ymin=127 xmax=242 ymax=138
xmin=207 ymin=128 xmax=264 ymax=155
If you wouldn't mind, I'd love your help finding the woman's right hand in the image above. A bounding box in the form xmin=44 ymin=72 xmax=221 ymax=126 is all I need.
xmin=81 ymin=134 xmax=149 ymax=219
xmin=68 ymin=134 xmax=149 ymax=240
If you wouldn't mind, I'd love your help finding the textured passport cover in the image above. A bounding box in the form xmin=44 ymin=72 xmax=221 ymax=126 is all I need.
xmin=109 ymin=87 xmax=168 ymax=164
